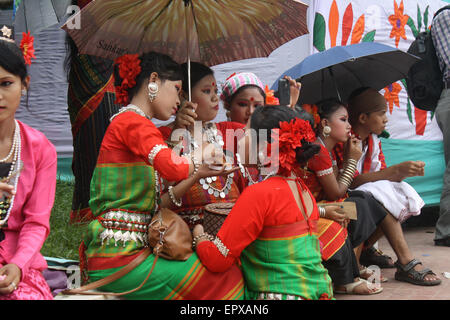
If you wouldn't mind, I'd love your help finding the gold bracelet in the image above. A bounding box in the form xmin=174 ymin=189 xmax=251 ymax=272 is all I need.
xmin=338 ymin=175 xmax=352 ymax=187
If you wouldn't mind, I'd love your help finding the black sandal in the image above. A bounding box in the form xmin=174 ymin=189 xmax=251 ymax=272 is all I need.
xmin=360 ymin=247 xmax=395 ymax=268
xmin=394 ymin=259 xmax=442 ymax=286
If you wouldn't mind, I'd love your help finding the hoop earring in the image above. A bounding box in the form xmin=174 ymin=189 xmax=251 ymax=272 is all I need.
xmin=323 ymin=126 xmax=331 ymax=138
xmin=148 ymin=82 xmax=159 ymax=102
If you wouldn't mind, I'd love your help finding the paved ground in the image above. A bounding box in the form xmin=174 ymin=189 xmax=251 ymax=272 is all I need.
xmin=335 ymin=226 xmax=450 ymax=300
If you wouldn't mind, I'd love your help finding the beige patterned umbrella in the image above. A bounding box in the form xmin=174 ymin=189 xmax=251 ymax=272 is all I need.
xmin=62 ymin=0 xmax=308 ymax=98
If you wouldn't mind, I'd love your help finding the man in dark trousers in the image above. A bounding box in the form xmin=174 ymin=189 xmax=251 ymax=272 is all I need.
xmin=432 ymin=6 xmax=450 ymax=247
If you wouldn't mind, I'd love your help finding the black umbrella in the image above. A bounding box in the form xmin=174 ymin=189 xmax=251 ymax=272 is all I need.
xmin=271 ymin=42 xmax=421 ymax=104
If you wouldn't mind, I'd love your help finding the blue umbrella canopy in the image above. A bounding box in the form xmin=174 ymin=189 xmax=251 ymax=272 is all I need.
xmin=271 ymin=42 xmax=420 ymax=104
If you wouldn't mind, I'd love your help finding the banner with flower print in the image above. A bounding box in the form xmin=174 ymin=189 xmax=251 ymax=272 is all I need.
xmin=309 ymin=0 xmax=447 ymax=205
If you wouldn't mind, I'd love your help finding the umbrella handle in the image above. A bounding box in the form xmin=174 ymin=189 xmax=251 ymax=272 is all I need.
xmin=185 ymin=2 xmax=191 ymax=102
xmin=328 ymin=67 xmax=342 ymax=102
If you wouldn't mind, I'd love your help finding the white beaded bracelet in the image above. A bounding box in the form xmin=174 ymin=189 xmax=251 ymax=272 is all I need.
xmin=168 ymin=186 xmax=182 ymax=207
xmin=192 ymin=233 xmax=213 ymax=250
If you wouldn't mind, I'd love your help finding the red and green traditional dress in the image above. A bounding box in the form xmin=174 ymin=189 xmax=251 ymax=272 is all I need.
xmin=81 ymin=110 xmax=244 ymax=300
xmin=196 ymin=177 xmax=334 ymax=300
xmin=158 ymin=122 xmax=246 ymax=228
xmin=300 ymin=144 xmax=348 ymax=261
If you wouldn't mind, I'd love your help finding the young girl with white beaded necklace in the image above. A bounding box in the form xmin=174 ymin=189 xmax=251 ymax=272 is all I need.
xmin=0 ymin=25 xmax=57 ymax=300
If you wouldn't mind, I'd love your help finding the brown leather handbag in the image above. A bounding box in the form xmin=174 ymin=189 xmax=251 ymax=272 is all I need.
xmin=147 ymin=208 xmax=193 ymax=261
xmin=61 ymin=208 xmax=193 ymax=297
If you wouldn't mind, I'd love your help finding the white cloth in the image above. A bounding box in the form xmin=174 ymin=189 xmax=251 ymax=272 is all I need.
xmin=356 ymin=134 xmax=383 ymax=174
xmin=355 ymin=180 xmax=425 ymax=223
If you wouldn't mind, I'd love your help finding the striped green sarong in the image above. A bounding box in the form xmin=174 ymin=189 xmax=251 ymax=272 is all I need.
xmin=241 ymin=220 xmax=334 ymax=300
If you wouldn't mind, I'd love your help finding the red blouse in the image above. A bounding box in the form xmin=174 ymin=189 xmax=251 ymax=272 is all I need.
xmin=103 ymin=111 xmax=190 ymax=182
xmin=302 ymin=144 xmax=337 ymax=202
xmin=196 ymin=177 xmax=319 ymax=272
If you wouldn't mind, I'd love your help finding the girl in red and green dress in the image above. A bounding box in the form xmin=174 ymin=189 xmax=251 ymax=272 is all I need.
xmin=80 ymin=52 xmax=244 ymax=300
xmin=193 ymin=105 xmax=335 ymax=300
xmin=158 ymin=62 xmax=251 ymax=227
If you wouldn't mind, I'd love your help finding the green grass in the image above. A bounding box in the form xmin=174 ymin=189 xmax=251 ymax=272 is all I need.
xmin=40 ymin=180 xmax=87 ymax=261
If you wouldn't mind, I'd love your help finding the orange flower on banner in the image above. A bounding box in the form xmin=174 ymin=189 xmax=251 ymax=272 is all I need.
xmin=388 ymin=0 xmax=409 ymax=47
xmin=264 ymin=85 xmax=279 ymax=105
xmin=384 ymin=82 xmax=402 ymax=114
xmin=20 ymin=32 xmax=36 ymax=65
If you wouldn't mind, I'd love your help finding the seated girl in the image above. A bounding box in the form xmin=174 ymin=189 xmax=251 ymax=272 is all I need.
xmin=158 ymin=62 xmax=248 ymax=226
xmin=79 ymin=52 xmax=244 ymax=299
xmin=193 ymin=105 xmax=351 ymax=300
xmin=302 ymin=99 xmax=389 ymax=284
xmin=0 ymin=27 xmax=57 ymax=300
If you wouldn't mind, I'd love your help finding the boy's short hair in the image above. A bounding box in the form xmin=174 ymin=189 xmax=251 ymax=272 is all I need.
xmin=348 ymin=87 xmax=387 ymax=125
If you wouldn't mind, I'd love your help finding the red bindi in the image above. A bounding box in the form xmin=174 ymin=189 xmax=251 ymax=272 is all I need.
xmin=250 ymin=97 xmax=254 ymax=102
xmin=212 ymin=82 xmax=215 ymax=87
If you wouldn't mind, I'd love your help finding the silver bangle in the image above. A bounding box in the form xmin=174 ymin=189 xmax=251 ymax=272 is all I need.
xmin=192 ymin=233 xmax=213 ymax=250
xmin=318 ymin=206 xmax=326 ymax=218
xmin=168 ymin=186 xmax=182 ymax=207
xmin=191 ymin=153 xmax=200 ymax=175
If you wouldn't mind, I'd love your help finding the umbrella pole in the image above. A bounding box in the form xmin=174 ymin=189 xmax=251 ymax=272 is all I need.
xmin=328 ymin=67 xmax=342 ymax=102
xmin=185 ymin=2 xmax=191 ymax=102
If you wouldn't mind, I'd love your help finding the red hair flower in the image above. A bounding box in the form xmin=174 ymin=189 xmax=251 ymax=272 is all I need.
xmin=20 ymin=32 xmax=36 ymax=65
xmin=114 ymin=54 xmax=141 ymax=105
xmin=271 ymin=118 xmax=316 ymax=176
xmin=302 ymin=104 xmax=320 ymax=129
xmin=264 ymin=85 xmax=279 ymax=105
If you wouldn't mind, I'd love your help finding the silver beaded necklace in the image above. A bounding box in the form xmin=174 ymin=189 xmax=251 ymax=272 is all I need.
xmin=185 ymin=122 xmax=232 ymax=199
xmin=110 ymin=104 xmax=150 ymax=122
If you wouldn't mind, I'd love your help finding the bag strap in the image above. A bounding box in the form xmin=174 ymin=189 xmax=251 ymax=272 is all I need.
xmin=434 ymin=5 xmax=450 ymax=20
xmin=61 ymin=247 xmax=157 ymax=297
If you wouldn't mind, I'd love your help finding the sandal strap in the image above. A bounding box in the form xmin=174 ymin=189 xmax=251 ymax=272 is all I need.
xmin=395 ymin=259 xmax=422 ymax=272
xmin=342 ymin=279 xmax=365 ymax=293
xmin=415 ymin=268 xmax=435 ymax=279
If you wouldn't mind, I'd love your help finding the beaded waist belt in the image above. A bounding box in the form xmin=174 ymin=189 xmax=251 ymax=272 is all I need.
xmin=98 ymin=210 xmax=153 ymax=247
xmin=257 ymin=292 xmax=304 ymax=300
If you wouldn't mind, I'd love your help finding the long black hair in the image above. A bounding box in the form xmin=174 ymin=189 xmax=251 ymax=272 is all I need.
xmin=113 ymin=51 xmax=183 ymax=102
xmin=250 ymin=105 xmax=320 ymax=165
xmin=0 ymin=40 xmax=28 ymax=83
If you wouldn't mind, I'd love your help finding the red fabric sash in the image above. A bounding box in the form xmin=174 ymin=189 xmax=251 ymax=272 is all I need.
xmin=362 ymin=135 xmax=374 ymax=174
